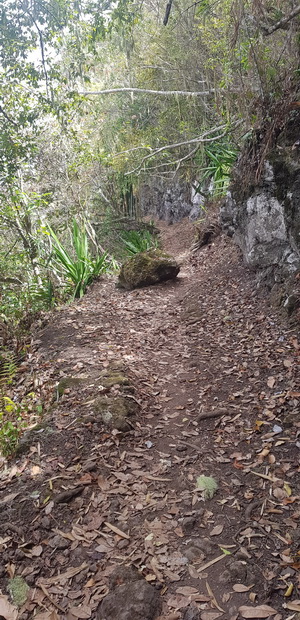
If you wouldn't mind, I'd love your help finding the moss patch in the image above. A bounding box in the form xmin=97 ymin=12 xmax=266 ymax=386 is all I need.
xmin=94 ymin=395 xmax=139 ymax=431
xmin=118 ymin=249 xmax=180 ymax=290
xmin=56 ymin=376 xmax=88 ymax=398
xmin=8 ymin=576 xmax=30 ymax=607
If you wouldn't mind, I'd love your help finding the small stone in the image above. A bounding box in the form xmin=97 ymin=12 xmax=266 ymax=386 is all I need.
xmin=109 ymin=565 xmax=143 ymax=589
xmin=48 ymin=535 xmax=70 ymax=550
xmin=117 ymin=539 xmax=130 ymax=550
xmin=40 ymin=516 xmax=51 ymax=529
xmin=228 ymin=560 xmax=248 ymax=582
xmin=182 ymin=604 xmax=200 ymax=620
xmin=182 ymin=516 xmax=198 ymax=535
xmin=82 ymin=460 xmax=97 ymax=472
xmin=94 ymin=395 xmax=139 ymax=431
xmin=97 ymin=579 xmax=161 ymax=620
xmin=176 ymin=445 xmax=187 ymax=452
xmin=193 ymin=537 xmax=215 ymax=556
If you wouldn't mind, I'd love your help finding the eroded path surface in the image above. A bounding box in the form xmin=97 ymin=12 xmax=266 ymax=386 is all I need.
xmin=0 ymin=220 xmax=299 ymax=620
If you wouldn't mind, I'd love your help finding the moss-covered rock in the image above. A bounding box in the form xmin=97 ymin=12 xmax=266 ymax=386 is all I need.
xmin=99 ymin=371 xmax=130 ymax=388
xmin=56 ymin=376 xmax=88 ymax=398
xmin=94 ymin=396 xmax=139 ymax=431
xmin=118 ymin=249 xmax=180 ymax=290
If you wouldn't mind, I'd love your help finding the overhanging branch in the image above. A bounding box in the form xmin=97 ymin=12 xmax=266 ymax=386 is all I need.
xmin=262 ymin=4 xmax=300 ymax=35
xmin=124 ymin=125 xmax=229 ymax=175
xmin=79 ymin=87 xmax=214 ymax=97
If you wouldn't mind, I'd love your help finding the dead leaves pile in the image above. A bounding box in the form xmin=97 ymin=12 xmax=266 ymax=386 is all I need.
xmin=0 ymin=230 xmax=299 ymax=619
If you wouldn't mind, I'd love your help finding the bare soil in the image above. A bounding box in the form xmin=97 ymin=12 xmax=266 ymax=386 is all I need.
xmin=0 ymin=218 xmax=299 ymax=620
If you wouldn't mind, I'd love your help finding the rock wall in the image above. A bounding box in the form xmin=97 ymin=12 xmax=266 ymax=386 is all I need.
xmin=221 ymin=117 xmax=300 ymax=282
xmin=139 ymin=180 xmax=203 ymax=223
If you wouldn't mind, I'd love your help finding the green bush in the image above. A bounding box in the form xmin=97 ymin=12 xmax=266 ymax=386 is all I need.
xmin=121 ymin=229 xmax=159 ymax=255
xmin=47 ymin=219 xmax=111 ymax=298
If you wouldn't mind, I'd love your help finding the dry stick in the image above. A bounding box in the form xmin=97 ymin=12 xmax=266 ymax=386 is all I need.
xmin=38 ymin=583 xmax=66 ymax=613
xmin=176 ymin=439 xmax=207 ymax=452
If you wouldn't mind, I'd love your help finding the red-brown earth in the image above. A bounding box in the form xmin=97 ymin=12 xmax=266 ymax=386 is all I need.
xmin=0 ymin=218 xmax=299 ymax=620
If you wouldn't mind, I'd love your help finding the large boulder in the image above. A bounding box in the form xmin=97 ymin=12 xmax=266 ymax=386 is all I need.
xmin=118 ymin=249 xmax=180 ymax=289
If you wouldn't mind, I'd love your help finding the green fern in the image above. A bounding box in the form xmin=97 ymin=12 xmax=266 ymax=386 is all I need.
xmin=121 ymin=230 xmax=159 ymax=255
xmin=0 ymin=355 xmax=17 ymax=385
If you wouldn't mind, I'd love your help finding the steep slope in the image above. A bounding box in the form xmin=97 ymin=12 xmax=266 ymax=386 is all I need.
xmin=0 ymin=219 xmax=299 ymax=620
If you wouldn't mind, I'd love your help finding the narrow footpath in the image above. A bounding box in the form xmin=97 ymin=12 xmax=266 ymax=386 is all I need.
xmin=0 ymin=219 xmax=299 ymax=620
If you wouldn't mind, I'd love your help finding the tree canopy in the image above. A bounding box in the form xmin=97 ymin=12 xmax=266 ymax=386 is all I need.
xmin=0 ymin=0 xmax=299 ymax=325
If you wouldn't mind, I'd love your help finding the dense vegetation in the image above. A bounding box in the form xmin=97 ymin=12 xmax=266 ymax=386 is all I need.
xmin=0 ymin=0 xmax=299 ymax=330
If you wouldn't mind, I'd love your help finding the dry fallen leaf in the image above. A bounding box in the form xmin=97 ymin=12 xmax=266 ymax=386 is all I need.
xmin=210 ymin=524 xmax=224 ymax=536
xmin=175 ymin=586 xmax=199 ymax=596
xmin=103 ymin=521 xmax=130 ymax=539
xmin=283 ymin=600 xmax=300 ymax=612
xmin=238 ymin=604 xmax=277 ymax=618
xmin=200 ymin=612 xmax=222 ymax=620
xmin=69 ymin=605 xmax=92 ymax=618
xmin=33 ymin=612 xmax=59 ymax=620
xmin=0 ymin=595 xmax=18 ymax=620
xmin=233 ymin=584 xmax=252 ymax=592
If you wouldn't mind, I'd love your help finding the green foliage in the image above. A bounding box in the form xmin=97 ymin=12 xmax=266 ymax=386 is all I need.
xmin=121 ymin=229 xmax=159 ymax=255
xmin=48 ymin=219 xmax=111 ymax=298
xmin=0 ymin=397 xmax=24 ymax=456
xmin=195 ymin=140 xmax=238 ymax=196
xmin=0 ymin=393 xmax=43 ymax=457
xmin=0 ymin=354 xmax=17 ymax=386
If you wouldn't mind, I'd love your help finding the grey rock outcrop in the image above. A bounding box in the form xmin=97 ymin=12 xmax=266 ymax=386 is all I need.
xmin=221 ymin=113 xmax=300 ymax=319
xmin=140 ymin=180 xmax=194 ymax=223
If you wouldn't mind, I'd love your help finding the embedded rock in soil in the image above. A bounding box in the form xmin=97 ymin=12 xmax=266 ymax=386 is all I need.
xmin=184 ymin=537 xmax=215 ymax=562
xmin=118 ymin=249 xmax=180 ymax=290
xmin=56 ymin=375 xmax=88 ymax=397
xmin=182 ymin=605 xmax=200 ymax=620
xmin=94 ymin=395 xmax=139 ymax=431
xmin=109 ymin=565 xmax=143 ymax=588
xmin=97 ymin=579 xmax=162 ymax=620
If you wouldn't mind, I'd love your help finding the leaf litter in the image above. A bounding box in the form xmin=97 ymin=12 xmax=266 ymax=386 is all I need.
xmin=0 ymin=219 xmax=299 ymax=619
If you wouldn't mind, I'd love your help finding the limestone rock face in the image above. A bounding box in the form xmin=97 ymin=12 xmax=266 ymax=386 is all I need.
xmin=139 ymin=180 xmax=193 ymax=223
xmin=118 ymin=249 xmax=180 ymax=290
xmin=221 ymin=118 xmax=300 ymax=279
xmin=97 ymin=579 xmax=161 ymax=620
xmin=221 ymin=185 xmax=300 ymax=272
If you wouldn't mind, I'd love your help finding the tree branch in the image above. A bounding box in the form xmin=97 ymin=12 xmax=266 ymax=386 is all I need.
xmin=124 ymin=125 xmax=228 ymax=175
xmin=262 ymin=4 xmax=300 ymax=35
xmin=0 ymin=276 xmax=23 ymax=285
xmin=163 ymin=0 xmax=173 ymax=25
xmin=0 ymin=105 xmax=18 ymax=127
xmin=80 ymin=87 xmax=214 ymax=97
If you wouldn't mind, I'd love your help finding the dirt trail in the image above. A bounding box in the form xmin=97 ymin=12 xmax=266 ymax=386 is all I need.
xmin=0 ymin=220 xmax=299 ymax=620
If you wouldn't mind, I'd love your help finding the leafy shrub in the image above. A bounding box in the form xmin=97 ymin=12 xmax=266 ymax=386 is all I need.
xmin=0 ymin=397 xmax=24 ymax=456
xmin=47 ymin=219 xmax=111 ymax=298
xmin=195 ymin=140 xmax=238 ymax=197
xmin=121 ymin=229 xmax=159 ymax=255
xmin=0 ymin=394 xmax=43 ymax=457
